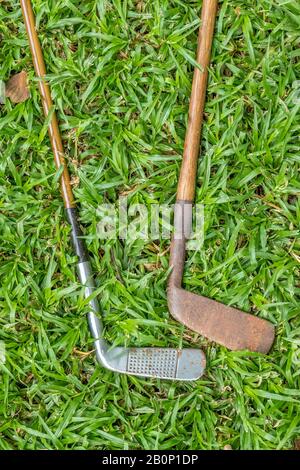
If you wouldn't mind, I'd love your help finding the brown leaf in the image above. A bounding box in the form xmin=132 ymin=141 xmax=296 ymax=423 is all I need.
xmin=144 ymin=263 xmax=158 ymax=271
xmin=73 ymin=348 xmax=95 ymax=359
xmin=5 ymin=71 xmax=30 ymax=103
xmin=294 ymin=438 xmax=300 ymax=450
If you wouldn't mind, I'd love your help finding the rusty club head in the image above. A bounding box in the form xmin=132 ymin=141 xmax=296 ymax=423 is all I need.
xmin=167 ymin=202 xmax=275 ymax=354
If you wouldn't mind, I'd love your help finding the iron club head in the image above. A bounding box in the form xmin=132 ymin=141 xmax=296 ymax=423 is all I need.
xmin=80 ymin=260 xmax=206 ymax=381
xmin=167 ymin=202 xmax=275 ymax=354
xmin=93 ymin=336 xmax=206 ymax=381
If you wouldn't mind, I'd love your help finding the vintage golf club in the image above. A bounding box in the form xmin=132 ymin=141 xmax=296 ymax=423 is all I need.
xmin=20 ymin=0 xmax=206 ymax=380
xmin=167 ymin=0 xmax=275 ymax=353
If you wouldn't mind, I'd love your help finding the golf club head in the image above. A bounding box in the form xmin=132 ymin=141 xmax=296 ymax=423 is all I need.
xmin=78 ymin=260 xmax=206 ymax=381
xmin=167 ymin=202 xmax=275 ymax=354
xmin=94 ymin=339 xmax=206 ymax=380
xmin=168 ymin=285 xmax=275 ymax=353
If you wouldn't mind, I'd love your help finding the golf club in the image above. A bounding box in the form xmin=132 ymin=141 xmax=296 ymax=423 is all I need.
xmin=167 ymin=0 xmax=275 ymax=353
xmin=20 ymin=0 xmax=206 ymax=380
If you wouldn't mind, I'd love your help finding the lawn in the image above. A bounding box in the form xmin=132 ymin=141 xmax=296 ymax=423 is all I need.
xmin=0 ymin=0 xmax=300 ymax=450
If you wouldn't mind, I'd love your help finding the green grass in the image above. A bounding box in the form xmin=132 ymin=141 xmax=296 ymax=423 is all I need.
xmin=0 ymin=0 xmax=300 ymax=450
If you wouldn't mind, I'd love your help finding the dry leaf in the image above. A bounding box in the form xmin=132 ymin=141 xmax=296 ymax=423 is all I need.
xmin=5 ymin=71 xmax=30 ymax=103
xmin=73 ymin=348 xmax=95 ymax=359
xmin=294 ymin=438 xmax=300 ymax=450
xmin=144 ymin=263 xmax=158 ymax=271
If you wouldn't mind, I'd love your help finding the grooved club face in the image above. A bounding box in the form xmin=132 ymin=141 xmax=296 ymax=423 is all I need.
xmin=94 ymin=341 xmax=206 ymax=380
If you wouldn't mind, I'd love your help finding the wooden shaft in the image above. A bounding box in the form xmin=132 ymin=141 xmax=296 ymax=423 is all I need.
xmin=20 ymin=0 xmax=75 ymax=209
xmin=176 ymin=0 xmax=218 ymax=202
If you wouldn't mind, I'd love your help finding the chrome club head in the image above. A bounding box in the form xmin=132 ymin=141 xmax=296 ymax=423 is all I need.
xmin=93 ymin=337 xmax=206 ymax=381
xmin=79 ymin=261 xmax=206 ymax=381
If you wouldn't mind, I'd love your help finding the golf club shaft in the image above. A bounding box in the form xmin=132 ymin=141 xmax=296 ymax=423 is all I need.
xmin=177 ymin=0 xmax=218 ymax=202
xmin=20 ymin=0 xmax=75 ymax=210
xmin=20 ymin=0 xmax=100 ymax=328
xmin=170 ymin=0 xmax=218 ymax=281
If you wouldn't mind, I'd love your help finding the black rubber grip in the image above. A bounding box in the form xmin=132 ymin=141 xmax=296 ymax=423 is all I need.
xmin=65 ymin=208 xmax=89 ymax=262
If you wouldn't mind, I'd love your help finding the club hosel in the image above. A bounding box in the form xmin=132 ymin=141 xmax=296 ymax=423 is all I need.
xmin=65 ymin=208 xmax=89 ymax=262
xmin=65 ymin=208 xmax=104 ymax=337
xmin=168 ymin=200 xmax=193 ymax=288
xmin=76 ymin=260 xmax=104 ymax=339
xmin=174 ymin=200 xmax=193 ymax=240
